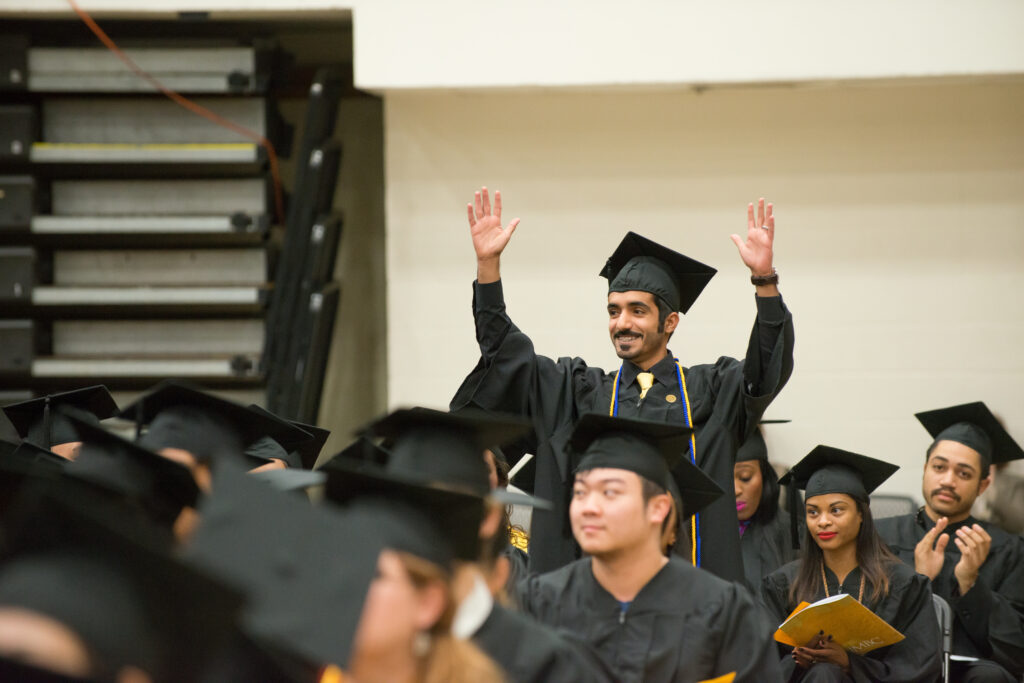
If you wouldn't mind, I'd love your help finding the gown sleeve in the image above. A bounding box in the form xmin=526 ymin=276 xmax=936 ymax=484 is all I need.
xmin=709 ymin=581 xmax=786 ymax=683
xmin=947 ymin=534 xmax=1024 ymax=676
xmin=736 ymin=295 xmax=795 ymax=440
xmin=760 ymin=568 xmax=798 ymax=666
xmin=450 ymin=279 xmax=592 ymax=467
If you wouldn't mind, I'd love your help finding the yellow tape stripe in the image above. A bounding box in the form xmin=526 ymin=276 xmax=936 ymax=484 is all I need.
xmin=33 ymin=142 xmax=255 ymax=150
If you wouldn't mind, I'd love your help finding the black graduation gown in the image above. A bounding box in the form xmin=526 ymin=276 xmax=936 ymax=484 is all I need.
xmin=761 ymin=561 xmax=942 ymax=682
xmin=517 ymin=556 xmax=783 ymax=683
xmin=451 ymin=279 xmax=795 ymax=579
xmin=472 ymin=603 xmax=618 ymax=683
xmin=740 ymin=511 xmax=797 ymax=593
xmin=876 ymin=511 xmax=1024 ymax=676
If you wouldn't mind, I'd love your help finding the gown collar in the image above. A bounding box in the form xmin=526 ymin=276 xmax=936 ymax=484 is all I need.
xmin=585 ymin=556 xmax=675 ymax=610
xmin=619 ymin=351 xmax=679 ymax=391
xmin=917 ymin=507 xmax=978 ymax=535
xmin=451 ymin=573 xmax=494 ymax=639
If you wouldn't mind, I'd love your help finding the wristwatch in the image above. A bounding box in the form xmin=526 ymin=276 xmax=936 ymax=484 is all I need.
xmin=750 ymin=268 xmax=779 ymax=286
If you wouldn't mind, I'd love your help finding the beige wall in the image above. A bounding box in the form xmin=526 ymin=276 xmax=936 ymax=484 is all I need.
xmin=353 ymin=0 xmax=1024 ymax=89
xmin=385 ymin=80 xmax=1024 ymax=498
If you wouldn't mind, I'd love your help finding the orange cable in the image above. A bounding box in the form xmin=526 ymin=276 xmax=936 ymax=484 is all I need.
xmin=66 ymin=0 xmax=286 ymax=226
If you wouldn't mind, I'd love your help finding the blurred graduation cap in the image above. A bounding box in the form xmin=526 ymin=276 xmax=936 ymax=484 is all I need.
xmin=246 ymin=405 xmax=329 ymax=470
xmin=61 ymin=408 xmax=199 ymax=530
xmin=324 ymin=460 xmax=488 ymax=566
xmin=364 ymin=407 xmax=551 ymax=509
xmin=737 ymin=419 xmax=791 ymax=463
xmin=569 ymin=413 xmax=723 ymax=519
xmin=320 ymin=436 xmax=390 ymax=469
xmin=0 ymin=480 xmax=243 ymax=682
xmin=185 ymin=462 xmax=385 ymax=670
xmin=915 ymin=401 xmax=1024 ymax=471
xmin=0 ymin=440 xmax=65 ymax=516
xmin=249 ymin=467 xmax=326 ymax=493
xmin=1 ymin=386 xmax=117 ymax=451
xmin=600 ymin=231 xmax=717 ymax=314
xmin=779 ymin=445 xmax=899 ymax=549
xmin=120 ymin=381 xmax=308 ymax=465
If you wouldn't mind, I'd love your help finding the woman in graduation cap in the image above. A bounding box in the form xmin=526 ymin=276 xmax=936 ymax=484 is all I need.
xmin=735 ymin=423 xmax=797 ymax=592
xmin=761 ymin=446 xmax=942 ymax=682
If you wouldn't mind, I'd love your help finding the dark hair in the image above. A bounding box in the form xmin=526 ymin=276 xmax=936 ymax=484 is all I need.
xmin=789 ymin=497 xmax=897 ymax=608
xmin=653 ymin=295 xmax=674 ymax=334
xmin=492 ymin=453 xmax=510 ymax=488
xmin=750 ymin=459 xmax=781 ymax=525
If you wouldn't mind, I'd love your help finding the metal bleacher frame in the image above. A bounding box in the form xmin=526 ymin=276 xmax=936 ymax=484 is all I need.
xmin=262 ymin=67 xmax=345 ymax=422
xmin=0 ymin=23 xmax=290 ymax=398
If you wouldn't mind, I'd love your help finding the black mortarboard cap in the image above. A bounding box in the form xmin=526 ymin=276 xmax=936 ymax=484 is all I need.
xmin=121 ymin=381 xmax=300 ymax=465
xmin=0 ymin=440 xmax=64 ymax=515
xmin=600 ymin=231 xmax=717 ymax=314
xmin=2 ymin=386 xmax=118 ymax=450
xmin=569 ymin=413 xmax=722 ymax=518
xmin=738 ymin=429 xmax=768 ymax=463
xmin=780 ymin=445 xmax=898 ymax=501
xmin=779 ymin=445 xmax=897 ymax=550
xmin=185 ymin=462 xmax=384 ymax=669
xmin=244 ymin=436 xmax=293 ymax=468
xmin=366 ymin=407 xmax=550 ymax=509
xmin=736 ymin=419 xmax=791 ymax=463
xmin=0 ymin=480 xmax=243 ymax=682
xmin=915 ymin=401 xmax=1023 ymax=470
xmin=250 ymin=467 xmax=326 ymax=493
xmin=320 ymin=436 xmax=390 ymax=468
xmin=246 ymin=405 xmax=325 ymax=469
xmin=290 ymin=421 xmax=330 ymax=469
xmin=322 ymin=459 xmax=487 ymax=565
xmin=62 ymin=409 xmax=199 ymax=529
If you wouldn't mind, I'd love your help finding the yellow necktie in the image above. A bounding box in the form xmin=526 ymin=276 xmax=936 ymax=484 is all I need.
xmin=637 ymin=372 xmax=655 ymax=400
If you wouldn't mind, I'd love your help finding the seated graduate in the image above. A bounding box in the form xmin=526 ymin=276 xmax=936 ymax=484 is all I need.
xmin=119 ymin=380 xmax=312 ymax=492
xmin=736 ymin=422 xmax=797 ymax=592
xmin=2 ymin=385 xmax=118 ymax=461
xmin=322 ymin=408 xmax=617 ymax=683
xmin=875 ymin=402 xmax=1024 ymax=683
xmin=518 ymin=413 xmax=782 ymax=683
xmin=0 ymin=478 xmax=241 ymax=683
xmin=243 ymin=405 xmax=329 ymax=472
xmin=60 ymin=408 xmax=199 ymax=543
xmin=189 ymin=459 xmax=501 ymax=683
xmin=762 ymin=446 xmax=941 ymax=683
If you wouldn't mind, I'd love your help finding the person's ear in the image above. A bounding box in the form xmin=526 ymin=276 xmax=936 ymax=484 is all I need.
xmin=479 ymin=504 xmax=504 ymax=540
xmin=978 ymin=465 xmax=994 ymax=496
xmin=647 ymin=493 xmax=672 ymax=526
xmin=413 ymin=581 xmax=447 ymax=632
xmin=663 ymin=312 xmax=680 ymax=335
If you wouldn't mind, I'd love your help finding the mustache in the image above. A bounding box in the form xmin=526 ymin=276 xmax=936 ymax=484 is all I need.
xmin=930 ymin=487 xmax=960 ymax=502
xmin=614 ymin=330 xmax=641 ymax=339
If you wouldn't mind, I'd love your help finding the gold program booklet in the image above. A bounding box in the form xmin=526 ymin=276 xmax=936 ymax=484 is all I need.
xmin=773 ymin=594 xmax=904 ymax=655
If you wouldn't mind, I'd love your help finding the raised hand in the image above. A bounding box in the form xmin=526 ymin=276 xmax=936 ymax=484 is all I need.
xmin=730 ymin=198 xmax=775 ymax=278
xmin=953 ymin=523 xmax=991 ymax=595
xmin=467 ymin=187 xmax=519 ymax=283
xmin=914 ymin=516 xmax=950 ymax=580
